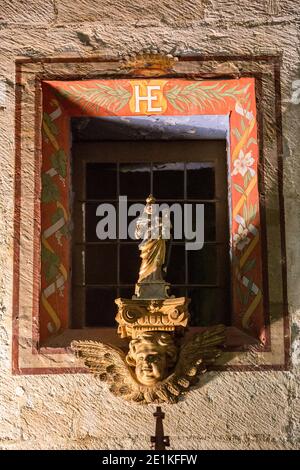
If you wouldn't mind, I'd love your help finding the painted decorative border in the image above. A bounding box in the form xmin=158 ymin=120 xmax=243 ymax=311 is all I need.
xmin=12 ymin=55 xmax=289 ymax=374
xmin=41 ymin=77 xmax=264 ymax=343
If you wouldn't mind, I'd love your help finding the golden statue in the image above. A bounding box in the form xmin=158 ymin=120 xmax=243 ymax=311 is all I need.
xmin=134 ymin=195 xmax=171 ymax=298
xmin=135 ymin=194 xmax=169 ymax=283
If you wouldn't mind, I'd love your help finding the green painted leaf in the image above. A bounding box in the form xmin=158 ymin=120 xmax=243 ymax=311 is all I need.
xmin=46 ymin=264 xmax=59 ymax=282
xmin=41 ymin=245 xmax=61 ymax=282
xmin=43 ymin=113 xmax=58 ymax=136
xmin=41 ymin=173 xmax=60 ymax=203
xmin=248 ymin=203 xmax=257 ymax=222
xmin=243 ymin=203 xmax=248 ymax=222
xmin=183 ymin=83 xmax=202 ymax=91
xmin=60 ymin=225 xmax=69 ymax=237
xmin=178 ymin=96 xmax=189 ymax=106
xmin=243 ymin=171 xmax=252 ymax=188
xmin=245 ymin=99 xmax=251 ymax=111
xmin=61 ymin=84 xmax=130 ymax=113
xmin=246 ymin=137 xmax=257 ymax=148
xmin=51 ymin=208 xmax=70 ymax=238
xmin=51 ymin=149 xmax=67 ymax=178
xmin=167 ymin=96 xmax=185 ymax=111
xmin=249 ymin=204 xmax=253 ymax=220
xmin=233 ymin=128 xmax=242 ymax=140
xmin=166 ymin=82 xmax=251 ymax=112
xmin=197 ymin=84 xmax=219 ymax=90
xmin=51 ymin=207 xmax=65 ymax=224
xmin=234 ymin=183 xmax=245 ymax=195
xmin=239 ymin=84 xmax=251 ymax=95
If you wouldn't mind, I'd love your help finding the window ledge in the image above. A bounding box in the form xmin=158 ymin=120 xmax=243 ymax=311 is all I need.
xmin=39 ymin=326 xmax=261 ymax=355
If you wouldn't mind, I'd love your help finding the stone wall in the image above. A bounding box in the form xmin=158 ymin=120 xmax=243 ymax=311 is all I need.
xmin=0 ymin=0 xmax=299 ymax=450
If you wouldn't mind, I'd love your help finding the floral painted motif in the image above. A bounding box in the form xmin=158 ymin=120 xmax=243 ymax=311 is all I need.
xmin=232 ymin=150 xmax=255 ymax=178
xmin=233 ymin=215 xmax=251 ymax=251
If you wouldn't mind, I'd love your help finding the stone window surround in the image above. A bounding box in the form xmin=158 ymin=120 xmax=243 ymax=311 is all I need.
xmin=12 ymin=54 xmax=289 ymax=374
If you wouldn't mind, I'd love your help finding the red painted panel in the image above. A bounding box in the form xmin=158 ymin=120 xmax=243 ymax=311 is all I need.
xmin=40 ymin=78 xmax=264 ymax=344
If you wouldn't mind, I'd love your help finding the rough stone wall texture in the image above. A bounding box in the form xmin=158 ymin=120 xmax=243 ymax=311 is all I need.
xmin=0 ymin=0 xmax=299 ymax=450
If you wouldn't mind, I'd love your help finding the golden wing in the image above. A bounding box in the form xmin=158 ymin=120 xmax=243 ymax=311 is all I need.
xmin=71 ymin=340 xmax=144 ymax=402
xmin=176 ymin=324 xmax=226 ymax=376
xmin=152 ymin=325 xmax=226 ymax=403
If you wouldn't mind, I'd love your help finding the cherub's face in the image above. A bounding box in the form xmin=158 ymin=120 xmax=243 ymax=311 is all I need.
xmin=135 ymin=346 xmax=167 ymax=386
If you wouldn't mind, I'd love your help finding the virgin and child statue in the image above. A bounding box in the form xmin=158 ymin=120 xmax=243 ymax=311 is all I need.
xmin=135 ymin=195 xmax=171 ymax=286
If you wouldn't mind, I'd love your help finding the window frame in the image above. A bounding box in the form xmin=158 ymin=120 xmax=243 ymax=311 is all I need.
xmin=71 ymin=139 xmax=231 ymax=330
xmin=12 ymin=55 xmax=289 ymax=374
xmin=40 ymin=77 xmax=266 ymax=348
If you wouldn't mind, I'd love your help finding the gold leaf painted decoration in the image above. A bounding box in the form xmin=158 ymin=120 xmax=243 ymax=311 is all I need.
xmin=166 ymin=83 xmax=250 ymax=112
xmin=60 ymin=83 xmax=131 ymax=113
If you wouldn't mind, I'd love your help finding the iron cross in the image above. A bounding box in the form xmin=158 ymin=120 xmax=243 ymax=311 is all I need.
xmin=150 ymin=406 xmax=170 ymax=450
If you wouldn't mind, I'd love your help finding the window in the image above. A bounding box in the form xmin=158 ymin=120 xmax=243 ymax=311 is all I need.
xmin=13 ymin=64 xmax=288 ymax=373
xmin=71 ymin=136 xmax=230 ymax=329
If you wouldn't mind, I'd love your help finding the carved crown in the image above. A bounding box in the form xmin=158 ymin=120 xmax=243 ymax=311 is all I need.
xmin=120 ymin=50 xmax=178 ymax=76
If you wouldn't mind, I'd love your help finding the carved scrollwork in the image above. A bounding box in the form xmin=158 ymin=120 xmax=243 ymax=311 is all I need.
xmin=115 ymin=297 xmax=190 ymax=339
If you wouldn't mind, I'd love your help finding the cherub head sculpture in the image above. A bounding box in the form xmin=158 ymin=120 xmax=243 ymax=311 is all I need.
xmin=71 ymin=324 xmax=225 ymax=404
xmin=126 ymin=331 xmax=177 ymax=386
